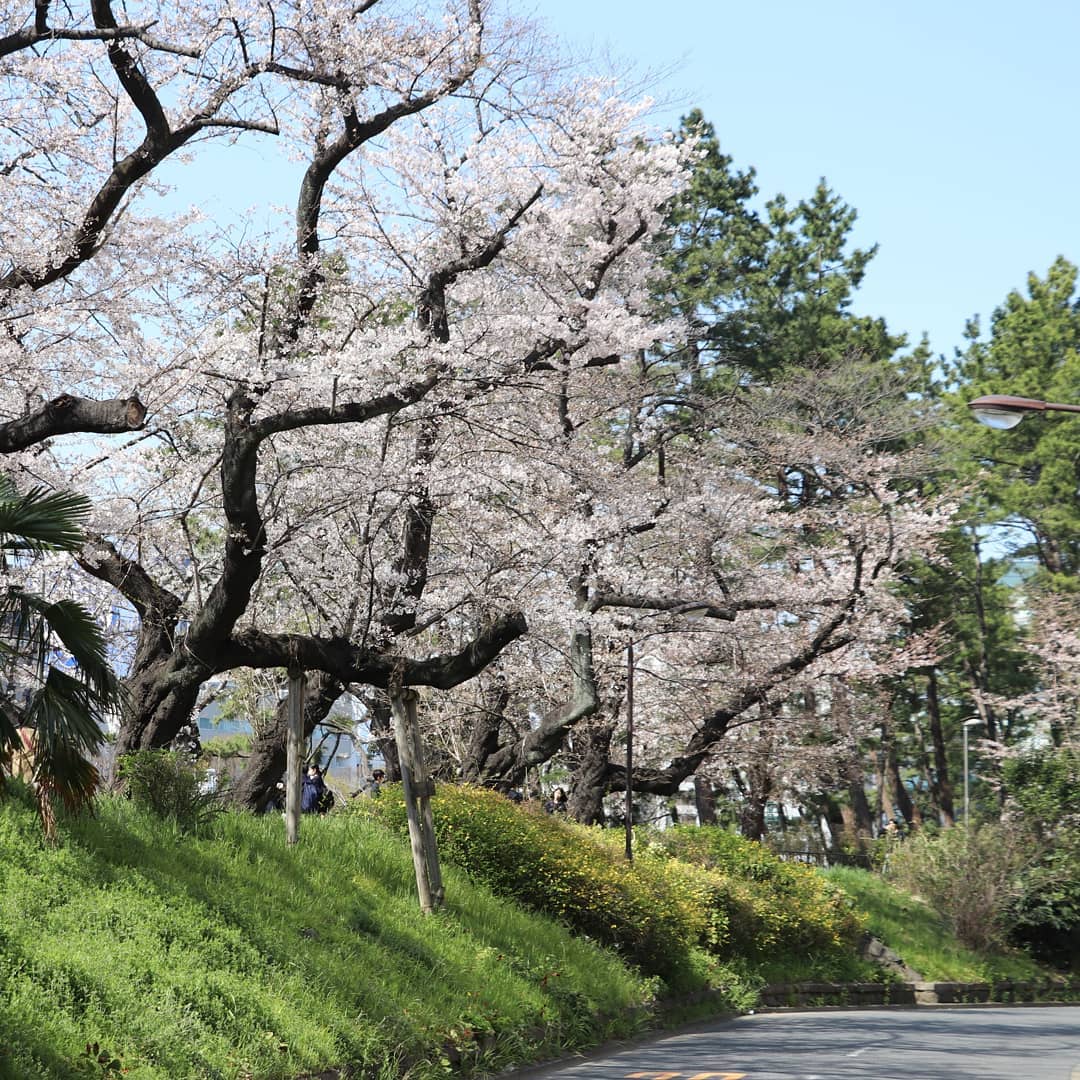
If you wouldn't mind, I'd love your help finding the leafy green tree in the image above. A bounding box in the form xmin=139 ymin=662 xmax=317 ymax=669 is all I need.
xmin=945 ymin=256 xmax=1080 ymax=587
xmin=891 ymin=525 xmax=1035 ymax=772
xmin=870 ymin=259 xmax=1080 ymax=834
xmin=656 ymin=112 xmax=906 ymax=386
xmin=654 ymin=109 xmax=764 ymax=384
xmin=1002 ymin=747 xmax=1080 ymax=968
xmin=0 ymin=476 xmax=121 ymax=837
xmin=621 ymin=112 xmax=924 ymax=841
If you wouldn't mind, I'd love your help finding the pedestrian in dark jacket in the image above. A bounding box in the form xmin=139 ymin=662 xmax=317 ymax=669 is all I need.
xmin=261 ymin=781 xmax=286 ymax=815
xmin=301 ymin=765 xmax=329 ymax=814
xmin=543 ymin=787 xmax=568 ymax=814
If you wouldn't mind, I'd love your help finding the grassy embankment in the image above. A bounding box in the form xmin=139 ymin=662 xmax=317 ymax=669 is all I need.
xmin=0 ymin=779 xmax=1058 ymax=1079
xmin=0 ymin=787 xmax=652 ymax=1079
xmin=824 ymin=865 xmax=1047 ymax=983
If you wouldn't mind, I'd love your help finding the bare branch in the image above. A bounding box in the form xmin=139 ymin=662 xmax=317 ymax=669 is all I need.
xmin=215 ymin=611 xmax=529 ymax=688
xmin=0 ymin=395 xmax=146 ymax=453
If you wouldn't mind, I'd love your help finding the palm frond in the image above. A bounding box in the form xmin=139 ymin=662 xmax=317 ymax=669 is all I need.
xmin=0 ymin=591 xmax=120 ymax=700
xmin=0 ymin=698 xmax=20 ymax=765
xmin=0 ymin=473 xmax=118 ymax=835
xmin=36 ymin=740 xmax=100 ymax=815
xmin=0 ymin=485 xmax=91 ymax=555
xmin=0 ymin=588 xmax=51 ymax=681
xmin=24 ymin=667 xmax=108 ymax=763
xmin=35 ymin=598 xmax=118 ymax=699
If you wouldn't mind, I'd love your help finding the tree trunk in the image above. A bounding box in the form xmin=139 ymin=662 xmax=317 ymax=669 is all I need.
xmin=925 ymin=669 xmax=955 ymax=825
xmin=969 ymin=540 xmax=1000 ymax=742
xmin=365 ymin=691 xmax=400 ymax=782
xmin=739 ymin=795 xmax=767 ymax=841
xmin=839 ymin=800 xmax=860 ymax=849
xmin=229 ymin=673 xmax=343 ymax=811
xmin=459 ymin=678 xmax=511 ymax=785
xmin=732 ymin=757 xmax=771 ymax=841
xmin=116 ymin=658 xmax=206 ymax=757
xmin=567 ymin=719 xmax=614 ymax=824
xmin=840 ymin=777 xmax=874 ymax=851
xmin=885 ymin=736 xmax=916 ymax=827
xmin=693 ymin=774 xmax=718 ymax=825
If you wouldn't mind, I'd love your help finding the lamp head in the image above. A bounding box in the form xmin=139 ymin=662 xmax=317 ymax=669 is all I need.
xmin=970 ymin=407 xmax=1026 ymax=430
xmin=967 ymin=395 xmax=1049 ymax=429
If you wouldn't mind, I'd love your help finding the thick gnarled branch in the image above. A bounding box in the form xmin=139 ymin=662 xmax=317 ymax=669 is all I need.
xmin=216 ymin=611 xmax=528 ymax=689
xmin=480 ymin=629 xmax=597 ymax=777
xmin=0 ymin=395 xmax=146 ymax=452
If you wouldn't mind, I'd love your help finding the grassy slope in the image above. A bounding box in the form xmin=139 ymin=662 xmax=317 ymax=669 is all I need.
xmin=1 ymin=784 xmax=1058 ymax=1080
xmin=0 ymin=791 xmax=653 ymax=1080
xmin=824 ymin=866 xmax=1047 ymax=983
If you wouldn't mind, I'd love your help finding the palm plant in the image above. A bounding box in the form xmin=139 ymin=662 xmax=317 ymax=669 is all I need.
xmin=0 ymin=474 xmax=121 ymax=837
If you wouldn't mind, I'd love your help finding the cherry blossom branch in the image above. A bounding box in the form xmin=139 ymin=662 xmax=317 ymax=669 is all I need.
xmin=291 ymin=0 xmax=485 ymax=328
xmin=603 ymin=543 xmax=871 ymax=797
xmin=0 ymin=6 xmax=199 ymax=59
xmin=480 ymin=629 xmax=597 ymax=775
xmin=0 ymin=3 xmax=275 ymax=295
xmin=77 ymin=534 xmax=182 ymax=670
xmin=419 ymin=185 xmax=544 ymax=342
xmin=585 ymin=594 xmax=782 ymax=620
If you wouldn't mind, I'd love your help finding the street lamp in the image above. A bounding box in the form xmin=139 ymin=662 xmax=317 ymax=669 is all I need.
xmin=968 ymin=395 xmax=1080 ymax=430
xmin=962 ymin=717 xmax=982 ymax=822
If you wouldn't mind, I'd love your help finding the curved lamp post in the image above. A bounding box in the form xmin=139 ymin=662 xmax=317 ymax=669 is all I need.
xmin=968 ymin=394 xmax=1080 ymax=430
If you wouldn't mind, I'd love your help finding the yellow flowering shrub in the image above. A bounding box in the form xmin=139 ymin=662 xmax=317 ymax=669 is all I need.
xmin=357 ymin=785 xmax=705 ymax=978
xmin=651 ymin=826 xmax=866 ymax=959
xmin=356 ymin=788 xmax=862 ymax=977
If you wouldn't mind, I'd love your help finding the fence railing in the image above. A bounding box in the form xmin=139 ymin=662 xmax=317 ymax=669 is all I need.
xmin=770 ymin=847 xmax=874 ymax=870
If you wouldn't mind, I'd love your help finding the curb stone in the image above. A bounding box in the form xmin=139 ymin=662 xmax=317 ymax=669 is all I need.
xmin=757 ymin=977 xmax=1080 ymax=1009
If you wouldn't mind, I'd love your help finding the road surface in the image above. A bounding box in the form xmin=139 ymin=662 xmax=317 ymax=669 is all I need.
xmin=513 ymin=1006 xmax=1080 ymax=1080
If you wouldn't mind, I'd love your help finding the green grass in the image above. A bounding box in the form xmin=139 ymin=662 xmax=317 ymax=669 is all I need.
xmin=0 ymin=788 xmax=655 ymax=1079
xmin=4 ymin=780 xmax=1064 ymax=1080
xmin=824 ymin=866 xmax=1048 ymax=982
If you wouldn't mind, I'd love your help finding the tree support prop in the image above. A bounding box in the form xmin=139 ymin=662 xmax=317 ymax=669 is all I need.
xmin=391 ymin=689 xmax=444 ymax=913
xmin=285 ymin=670 xmax=306 ymax=845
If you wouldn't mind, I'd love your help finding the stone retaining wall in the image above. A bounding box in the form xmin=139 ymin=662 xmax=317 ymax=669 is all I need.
xmin=759 ymin=978 xmax=1080 ymax=1008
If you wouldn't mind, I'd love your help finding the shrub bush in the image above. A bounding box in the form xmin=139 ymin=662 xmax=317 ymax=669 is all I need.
xmin=645 ymin=825 xmax=865 ymax=960
xmin=886 ymin=821 xmax=1031 ymax=952
xmin=356 ymin=784 xmax=706 ymax=980
xmin=116 ymin=750 xmax=223 ymax=836
xmin=358 ymin=786 xmax=863 ymax=981
xmin=1002 ymin=748 xmax=1080 ymax=969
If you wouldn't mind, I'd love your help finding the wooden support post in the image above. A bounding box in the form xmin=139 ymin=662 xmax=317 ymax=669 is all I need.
xmin=390 ymin=689 xmax=444 ymax=912
xmin=285 ymin=670 xmax=306 ymax=845
xmin=413 ymin=715 xmax=444 ymax=908
xmin=625 ymin=639 xmax=634 ymax=863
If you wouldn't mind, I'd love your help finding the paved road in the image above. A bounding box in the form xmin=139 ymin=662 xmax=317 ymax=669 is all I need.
xmin=513 ymin=1007 xmax=1080 ymax=1080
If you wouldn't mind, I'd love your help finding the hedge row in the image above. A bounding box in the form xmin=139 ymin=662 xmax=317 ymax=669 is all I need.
xmin=645 ymin=825 xmax=865 ymax=958
xmin=355 ymin=785 xmax=863 ymax=980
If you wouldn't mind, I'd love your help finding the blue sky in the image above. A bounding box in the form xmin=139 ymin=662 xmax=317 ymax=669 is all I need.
xmin=535 ymin=0 xmax=1080 ymax=363
xmin=167 ymin=1 xmax=1079 ymax=367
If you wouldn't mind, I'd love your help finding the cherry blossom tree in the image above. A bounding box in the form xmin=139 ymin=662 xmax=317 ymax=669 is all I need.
xmin=406 ymin=350 xmax=951 ymax=823
xmin=1 ymin=1 xmax=956 ymax=828
xmin=0 ymin=0 xmax=693 ymax=808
